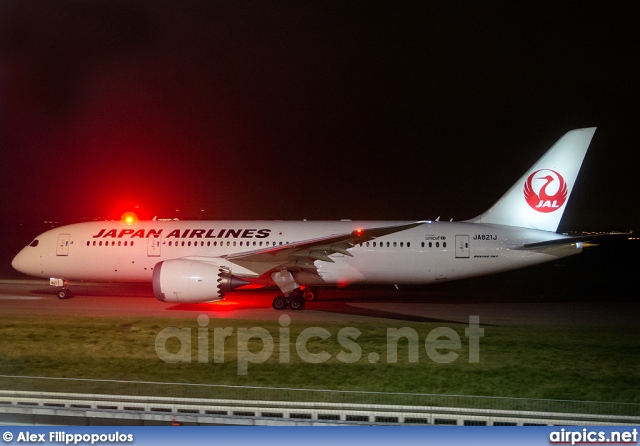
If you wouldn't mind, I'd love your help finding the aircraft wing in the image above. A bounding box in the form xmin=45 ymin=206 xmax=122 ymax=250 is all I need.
xmin=220 ymin=221 xmax=425 ymax=276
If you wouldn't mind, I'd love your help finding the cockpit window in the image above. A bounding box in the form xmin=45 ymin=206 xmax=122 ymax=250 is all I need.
xmin=28 ymin=239 xmax=39 ymax=247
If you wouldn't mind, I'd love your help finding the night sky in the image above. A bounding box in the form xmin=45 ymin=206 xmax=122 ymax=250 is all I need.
xmin=1 ymin=1 xmax=639 ymax=231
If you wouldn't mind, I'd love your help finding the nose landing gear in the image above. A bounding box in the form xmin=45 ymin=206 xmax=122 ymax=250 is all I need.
xmin=57 ymin=288 xmax=73 ymax=299
xmin=51 ymin=278 xmax=74 ymax=299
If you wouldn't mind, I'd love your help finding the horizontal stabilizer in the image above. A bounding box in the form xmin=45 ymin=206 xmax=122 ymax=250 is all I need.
xmin=510 ymin=232 xmax=629 ymax=250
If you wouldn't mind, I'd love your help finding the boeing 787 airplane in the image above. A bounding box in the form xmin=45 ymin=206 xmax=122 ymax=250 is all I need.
xmin=13 ymin=128 xmax=598 ymax=310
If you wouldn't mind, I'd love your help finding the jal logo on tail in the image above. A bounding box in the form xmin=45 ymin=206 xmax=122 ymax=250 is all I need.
xmin=523 ymin=169 xmax=568 ymax=213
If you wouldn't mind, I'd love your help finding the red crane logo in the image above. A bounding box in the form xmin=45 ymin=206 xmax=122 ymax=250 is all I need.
xmin=523 ymin=169 xmax=568 ymax=213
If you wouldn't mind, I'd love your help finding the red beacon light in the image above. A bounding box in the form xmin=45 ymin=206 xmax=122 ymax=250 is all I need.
xmin=121 ymin=212 xmax=139 ymax=225
xmin=355 ymin=228 xmax=363 ymax=236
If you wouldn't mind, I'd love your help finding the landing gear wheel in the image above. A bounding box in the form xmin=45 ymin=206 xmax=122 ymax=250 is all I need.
xmin=289 ymin=295 xmax=305 ymax=310
xmin=57 ymin=289 xmax=73 ymax=300
xmin=303 ymin=288 xmax=318 ymax=301
xmin=272 ymin=295 xmax=288 ymax=310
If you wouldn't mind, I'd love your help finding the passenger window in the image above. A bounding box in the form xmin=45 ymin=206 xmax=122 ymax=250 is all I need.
xmin=443 ymin=242 xmax=446 ymax=248
xmin=429 ymin=242 xmax=432 ymax=248
xmin=436 ymin=242 xmax=439 ymax=248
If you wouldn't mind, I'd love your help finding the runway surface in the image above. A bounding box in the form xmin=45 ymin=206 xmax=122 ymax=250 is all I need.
xmin=1 ymin=279 xmax=638 ymax=327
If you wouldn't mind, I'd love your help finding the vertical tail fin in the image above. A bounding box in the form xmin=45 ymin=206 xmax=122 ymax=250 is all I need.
xmin=470 ymin=127 xmax=596 ymax=232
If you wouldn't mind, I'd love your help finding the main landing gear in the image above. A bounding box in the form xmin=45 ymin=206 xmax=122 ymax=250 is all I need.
xmin=302 ymin=287 xmax=318 ymax=301
xmin=271 ymin=287 xmax=319 ymax=310
xmin=272 ymin=293 xmax=303 ymax=310
xmin=270 ymin=270 xmax=319 ymax=311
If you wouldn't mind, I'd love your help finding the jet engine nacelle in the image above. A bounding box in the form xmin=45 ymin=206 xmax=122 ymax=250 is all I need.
xmin=152 ymin=259 xmax=249 ymax=303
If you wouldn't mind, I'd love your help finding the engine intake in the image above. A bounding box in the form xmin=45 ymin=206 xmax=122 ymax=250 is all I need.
xmin=152 ymin=259 xmax=249 ymax=303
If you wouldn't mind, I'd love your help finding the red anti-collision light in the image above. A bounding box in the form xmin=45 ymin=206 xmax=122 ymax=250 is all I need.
xmin=121 ymin=212 xmax=139 ymax=225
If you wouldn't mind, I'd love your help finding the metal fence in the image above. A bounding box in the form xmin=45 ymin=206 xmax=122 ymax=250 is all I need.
xmin=1 ymin=374 xmax=638 ymax=418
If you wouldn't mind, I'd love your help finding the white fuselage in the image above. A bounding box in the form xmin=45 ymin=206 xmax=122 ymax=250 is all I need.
xmin=11 ymin=128 xmax=597 ymax=305
xmin=12 ymin=219 xmax=580 ymax=287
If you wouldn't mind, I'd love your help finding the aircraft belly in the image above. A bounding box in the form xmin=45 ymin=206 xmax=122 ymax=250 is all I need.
xmin=311 ymin=258 xmax=366 ymax=286
xmin=345 ymin=251 xmax=435 ymax=284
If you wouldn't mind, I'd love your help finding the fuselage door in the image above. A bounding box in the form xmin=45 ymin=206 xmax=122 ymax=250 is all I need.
xmin=147 ymin=234 xmax=162 ymax=257
xmin=455 ymin=235 xmax=470 ymax=258
xmin=56 ymin=234 xmax=71 ymax=256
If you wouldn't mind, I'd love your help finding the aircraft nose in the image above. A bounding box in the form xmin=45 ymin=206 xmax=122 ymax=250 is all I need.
xmin=12 ymin=250 xmax=26 ymax=274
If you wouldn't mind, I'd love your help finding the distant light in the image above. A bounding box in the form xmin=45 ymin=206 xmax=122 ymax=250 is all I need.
xmin=121 ymin=212 xmax=139 ymax=225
